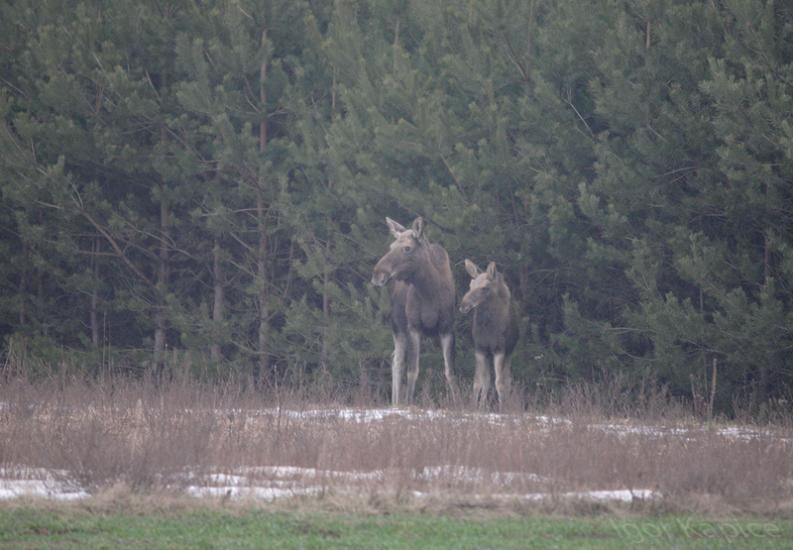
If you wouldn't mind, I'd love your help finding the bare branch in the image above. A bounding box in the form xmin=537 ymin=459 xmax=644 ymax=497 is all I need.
xmin=565 ymin=96 xmax=595 ymax=138
xmin=79 ymin=209 xmax=153 ymax=287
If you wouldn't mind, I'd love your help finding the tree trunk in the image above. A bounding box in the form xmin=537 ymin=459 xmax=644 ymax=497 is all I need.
xmin=764 ymin=227 xmax=771 ymax=283
xmin=320 ymin=72 xmax=338 ymax=373
xmin=18 ymin=245 xmax=27 ymax=327
xmin=153 ymin=199 xmax=169 ymax=375
xmin=153 ymin=67 xmax=170 ymax=377
xmin=758 ymin=193 xmax=772 ymax=403
xmin=90 ymin=237 xmax=100 ymax=347
xmin=210 ymin=238 xmax=224 ymax=363
xmin=525 ymin=0 xmax=535 ymax=86
xmin=256 ymin=26 xmax=270 ymax=382
xmin=320 ymin=255 xmax=331 ymax=372
xmin=256 ymin=189 xmax=269 ymax=381
xmin=393 ymin=15 xmax=400 ymax=71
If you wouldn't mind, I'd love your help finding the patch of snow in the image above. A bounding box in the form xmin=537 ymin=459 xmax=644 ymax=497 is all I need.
xmin=533 ymin=415 xmax=572 ymax=425
xmin=412 ymin=488 xmax=658 ymax=503
xmin=592 ymin=423 xmax=691 ymax=438
xmin=248 ymin=406 xmax=507 ymax=425
xmin=247 ymin=407 xmax=791 ymax=445
xmin=241 ymin=466 xmax=316 ymax=478
xmin=246 ymin=407 xmax=407 ymax=423
xmin=590 ymin=421 xmax=793 ymax=443
xmin=714 ymin=426 xmax=788 ymax=441
xmin=520 ymin=489 xmax=658 ymax=502
xmin=234 ymin=466 xmax=384 ymax=482
xmin=0 ymin=479 xmax=89 ymax=501
xmin=417 ymin=465 xmax=545 ymax=485
xmin=206 ymin=473 xmax=247 ymax=485
xmin=186 ymin=485 xmax=322 ymax=500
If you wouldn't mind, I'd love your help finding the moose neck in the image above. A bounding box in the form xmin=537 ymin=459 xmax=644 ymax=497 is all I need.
xmin=407 ymin=248 xmax=441 ymax=296
xmin=480 ymin=281 xmax=510 ymax=315
xmin=495 ymin=280 xmax=510 ymax=303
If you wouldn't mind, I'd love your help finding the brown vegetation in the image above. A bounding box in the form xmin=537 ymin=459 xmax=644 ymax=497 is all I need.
xmin=0 ymin=375 xmax=791 ymax=514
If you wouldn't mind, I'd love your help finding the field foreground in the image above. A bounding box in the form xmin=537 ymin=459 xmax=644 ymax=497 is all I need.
xmin=1 ymin=502 xmax=792 ymax=549
xmin=1 ymin=379 xmax=792 ymax=516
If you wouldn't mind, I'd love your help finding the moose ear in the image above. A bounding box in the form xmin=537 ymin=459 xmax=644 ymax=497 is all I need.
xmin=464 ymin=259 xmax=481 ymax=279
xmin=410 ymin=217 xmax=425 ymax=239
xmin=486 ymin=261 xmax=497 ymax=279
xmin=386 ymin=217 xmax=406 ymax=238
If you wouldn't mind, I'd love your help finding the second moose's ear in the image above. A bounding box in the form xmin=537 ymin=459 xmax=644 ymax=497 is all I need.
xmin=411 ymin=217 xmax=425 ymax=240
xmin=486 ymin=261 xmax=497 ymax=279
xmin=465 ymin=259 xmax=481 ymax=279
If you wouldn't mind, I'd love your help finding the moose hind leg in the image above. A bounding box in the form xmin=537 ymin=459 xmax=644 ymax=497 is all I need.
xmin=494 ymin=352 xmax=512 ymax=412
xmin=440 ymin=332 xmax=460 ymax=406
xmin=473 ymin=350 xmax=491 ymax=409
xmin=405 ymin=328 xmax=421 ymax=404
xmin=391 ymin=332 xmax=407 ymax=406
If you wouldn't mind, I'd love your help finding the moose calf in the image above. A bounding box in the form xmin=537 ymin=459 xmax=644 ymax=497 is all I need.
xmin=460 ymin=260 xmax=519 ymax=410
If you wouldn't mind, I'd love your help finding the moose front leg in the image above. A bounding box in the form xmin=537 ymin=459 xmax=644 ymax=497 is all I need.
xmin=391 ymin=332 xmax=407 ymax=406
xmin=494 ymin=352 xmax=512 ymax=412
xmin=472 ymin=350 xmax=490 ymax=409
xmin=440 ymin=332 xmax=460 ymax=406
xmin=406 ymin=328 xmax=422 ymax=404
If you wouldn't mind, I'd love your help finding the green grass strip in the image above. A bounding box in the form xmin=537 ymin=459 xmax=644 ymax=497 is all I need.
xmin=0 ymin=507 xmax=791 ymax=549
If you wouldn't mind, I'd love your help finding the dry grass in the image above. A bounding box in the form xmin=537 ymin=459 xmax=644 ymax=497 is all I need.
xmin=0 ymin=375 xmax=791 ymax=515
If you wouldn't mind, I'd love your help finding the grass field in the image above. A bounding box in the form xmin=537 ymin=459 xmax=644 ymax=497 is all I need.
xmin=1 ymin=502 xmax=792 ymax=549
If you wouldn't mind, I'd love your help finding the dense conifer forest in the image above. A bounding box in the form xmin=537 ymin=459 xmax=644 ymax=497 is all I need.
xmin=2 ymin=0 xmax=792 ymax=413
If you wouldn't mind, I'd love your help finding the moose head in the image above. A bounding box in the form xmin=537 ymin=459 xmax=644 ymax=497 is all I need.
xmin=460 ymin=259 xmax=500 ymax=314
xmin=371 ymin=217 xmax=427 ymax=287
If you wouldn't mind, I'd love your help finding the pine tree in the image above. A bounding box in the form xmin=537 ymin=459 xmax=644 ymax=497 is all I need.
xmin=2 ymin=0 xmax=792 ymax=410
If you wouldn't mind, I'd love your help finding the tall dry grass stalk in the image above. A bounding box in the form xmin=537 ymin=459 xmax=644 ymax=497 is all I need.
xmin=0 ymin=374 xmax=791 ymax=513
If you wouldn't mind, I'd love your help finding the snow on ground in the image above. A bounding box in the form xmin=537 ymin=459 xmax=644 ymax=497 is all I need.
xmin=243 ymin=406 xmax=792 ymax=442
xmin=0 ymin=479 xmax=89 ymax=501
xmin=0 ymin=462 xmax=651 ymax=503
xmin=185 ymin=485 xmax=323 ymax=500
xmin=0 ymin=469 xmax=89 ymax=501
xmin=0 ymin=465 xmax=657 ymax=503
xmin=416 ymin=465 xmax=547 ymax=485
xmin=412 ymin=489 xmax=659 ymax=503
xmin=589 ymin=420 xmax=793 ymax=442
xmin=0 ymin=407 xmax=788 ymax=502
xmin=231 ymin=406 xmax=498 ymax=424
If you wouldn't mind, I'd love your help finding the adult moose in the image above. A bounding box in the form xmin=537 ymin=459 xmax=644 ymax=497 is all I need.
xmin=460 ymin=260 xmax=519 ymax=410
xmin=371 ymin=217 xmax=460 ymax=406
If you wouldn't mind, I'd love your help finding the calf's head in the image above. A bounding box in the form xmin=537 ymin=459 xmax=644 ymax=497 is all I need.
xmin=371 ymin=217 xmax=426 ymax=286
xmin=460 ymin=259 xmax=499 ymax=313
